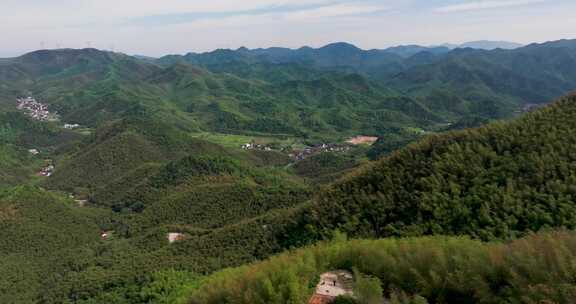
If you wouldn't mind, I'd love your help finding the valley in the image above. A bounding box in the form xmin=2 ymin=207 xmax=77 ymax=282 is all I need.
xmin=2 ymin=38 xmax=576 ymax=304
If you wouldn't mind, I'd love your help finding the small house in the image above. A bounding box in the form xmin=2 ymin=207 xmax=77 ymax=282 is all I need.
xmin=168 ymin=232 xmax=185 ymax=243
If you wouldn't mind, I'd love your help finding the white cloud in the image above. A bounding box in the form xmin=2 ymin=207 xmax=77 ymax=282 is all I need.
xmin=0 ymin=0 xmax=336 ymax=24
xmin=284 ymin=3 xmax=388 ymax=20
xmin=435 ymin=0 xmax=547 ymax=13
xmin=86 ymin=0 xmax=337 ymax=17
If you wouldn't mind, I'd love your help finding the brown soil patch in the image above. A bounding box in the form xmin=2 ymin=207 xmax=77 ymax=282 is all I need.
xmin=346 ymin=136 xmax=378 ymax=145
xmin=0 ymin=205 xmax=18 ymax=221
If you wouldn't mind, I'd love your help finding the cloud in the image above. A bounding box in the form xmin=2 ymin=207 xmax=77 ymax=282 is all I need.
xmin=284 ymin=3 xmax=389 ymax=20
xmin=0 ymin=0 xmax=336 ymax=24
xmin=88 ymin=0 xmax=337 ymax=17
xmin=127 ymin=1 xmax=388 ymax=26
xmin=435 ymin=0 xmax=547 ymax=13
xmin=126 ymin=2 xmax=335 ymax=26
xmin=286 ymin=4 xmax=389 ymax=20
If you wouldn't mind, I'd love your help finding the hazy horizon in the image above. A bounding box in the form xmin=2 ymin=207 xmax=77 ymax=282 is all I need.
xmin=2 ymin=0 xmax=576 ymax=57
xmin=1 ymin=38 xmax=564 ymax=59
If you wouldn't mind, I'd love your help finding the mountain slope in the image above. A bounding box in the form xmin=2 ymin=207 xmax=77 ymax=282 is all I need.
xmin=388 ymin=39 xmax=576 ymax=117
xmin=156 ymin=39 xmax=576 ymax=122
xmin=458 ymin=40 xmax=523 ymax=50
xmin=45 ymin=112 xmax=227 ymax=194
xmin=0 ymin=187 xmax=102 ymax=303
xmin=298 ymin=94 xmax=576 ymax=242
xmin=156 ymin=42 xmax=441 ymax=81
xmin=1 ymin=48 xmax=448 ymax=140
xmin=186 ymin=231 xmax=576 ymax=304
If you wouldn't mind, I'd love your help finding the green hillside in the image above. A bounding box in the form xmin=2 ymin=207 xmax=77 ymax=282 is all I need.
xmin=0 ymin=144 xmax=37 ymax=186
xmin=0 ymin=48 xmax=444 ymax=142
xmin=185 ymin=230 xmax=576 ymax=304
xmin=44 ymin=112 xmax=227 ymax=194
xmin=3 ymin=41 xmax=576 ymax=304
xmin=296 ymin=94 xmax=576 ymax=242
xmin=0 ymin=111 xmax=82 ymax=185
xmin=158 ymin=40 xmax=576 ymax=123
xmin=387 ymin=40 xmax=576 ymax=118
xmin=0 ymin=187 xmax=103 ymax=303
xmin=52 ymin=93 xmax=576 ymax=304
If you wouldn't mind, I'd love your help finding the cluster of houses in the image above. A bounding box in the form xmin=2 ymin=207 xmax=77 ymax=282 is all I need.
xmin=241 ymin=142 xmax=273 ymax=151
xmin=290 ymin=143 xmax=351 ymax=161
xmin=37 ymin=160 xmax=55 ymax=177
xmin=240 ymin=135 xmax=380 ymax=162
xmin=308 ymin=271 xmax=355 ymax=304
xmin=240 ymin=141 xmax=356 ymax=162
xmin=16 ymin=97 xmax=84 ymax=130
xmin=64 ymin=123 xmax=81 ymax=129
xmin=28 ymin=149 xmax=40 ymax=155
xmin=17 ymin=97 xmax=56 ymax=121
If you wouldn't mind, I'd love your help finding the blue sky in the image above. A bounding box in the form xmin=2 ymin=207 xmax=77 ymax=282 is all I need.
xmin=1 ymin=0 xmax=575 ymax=56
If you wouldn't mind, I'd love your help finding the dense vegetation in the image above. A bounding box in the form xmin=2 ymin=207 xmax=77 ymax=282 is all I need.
xmin=45 ymin=94 xmax=576 ymax=304
xmin=185 ymin=230 xmax=576 ymax=304
xmin=293 ymin=152 xmax=360 ymax=184
xmin=159 ymin=39 xmax=576 ymax=121
xmin=0 ymin=48 xmax=442 ymax=142
xmin=0 ymin=144 xmax=37 ymax=185
xmin=153 ymin=93 xmax=576 ymax=278
xmin=0 ymin=111 xmax=80 ymax=185
xmin=0 ymin=187 xmax=102 ymax=303
xmin=3 ymin=40 xmax=575 ymax=147
xmin=2 ymin=39 xmax=576 ymax=303
xmin=298 ymin=94 xmax=576 ymax=242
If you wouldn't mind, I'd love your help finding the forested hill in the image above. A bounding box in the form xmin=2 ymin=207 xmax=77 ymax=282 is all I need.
xmin=387 ymin=39 xmax=576 ymax=109
xmin=186 ymin=231 xmax=576 ymax=304
xmin=157 ymin=39 xmax=576 ymax=121
xmin=0 ymin=48 xmax=443 ymax=140
xmin=297 ymin=94 xmax=576 ymax=242
xmin=3 ymin=40 xmax=576 ymax=142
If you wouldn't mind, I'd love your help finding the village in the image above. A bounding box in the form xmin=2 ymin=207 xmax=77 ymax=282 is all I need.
xmin=36 ymin=160 xmax=55 ymax=177
xmin=289 ymin=143 xmax=352 ymax=161
xmin=16 ymin=96 xmax=82 ymax=130
xmin=242 ymin=140 xmax=353 ymax=161
xmin=16 ymin=96 xmax=87 ymax=179
xmin=240 ymin=135 xmax=378 ymax=162
xmin=17 ymin=96 xmax=58 ymax=121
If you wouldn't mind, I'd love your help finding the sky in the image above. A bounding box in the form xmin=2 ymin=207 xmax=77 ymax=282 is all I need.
xmin=1 ymin=0 xmax=576 ymax=57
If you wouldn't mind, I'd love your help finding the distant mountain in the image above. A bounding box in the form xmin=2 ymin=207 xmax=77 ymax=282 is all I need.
xmin=0 ymin=48 xmax=449 ymax=143
xmin=439 ymin=41 xmax=523 ymax=50
xmin=458 ymin=40 xmax=524 ymax=50
xmin=156 ymin=42 xmax=439 ymax=80
xmin=156 ymin=41 xmax=522 ymax=74
xmin=156 ymin=40 xmax=576 ymax=122
xmin=383 ymin=44 xmax=451 ymax=57
xmin=387 ymin=39 xmax=576 ymax=117
xmin=3 ymin=40 xmax=576 ymax=140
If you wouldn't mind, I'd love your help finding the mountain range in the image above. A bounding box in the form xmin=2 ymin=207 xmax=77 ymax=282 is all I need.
xmin=441 ymin=40 xmax=524 ymax=50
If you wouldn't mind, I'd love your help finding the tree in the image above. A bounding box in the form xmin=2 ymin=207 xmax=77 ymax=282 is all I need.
xmin=354 ymin=269 xmax=383 ymax=304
